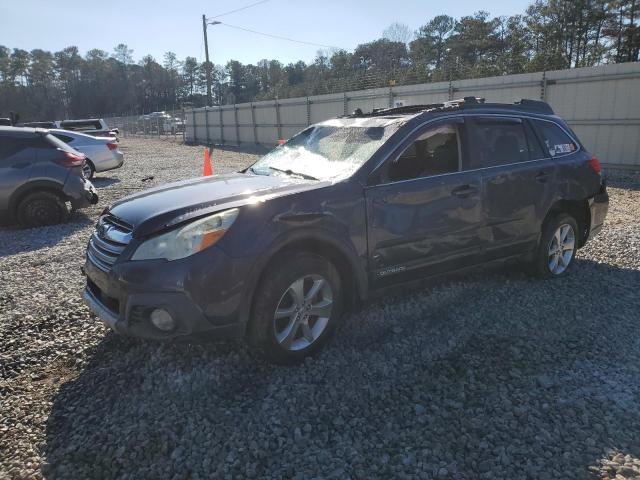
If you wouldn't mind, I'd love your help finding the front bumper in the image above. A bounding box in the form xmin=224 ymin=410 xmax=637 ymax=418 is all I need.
xmin=82 ymin=246 xmax=252 ymax=340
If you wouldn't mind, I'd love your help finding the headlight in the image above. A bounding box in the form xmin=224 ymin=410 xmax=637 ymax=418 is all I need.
xmin=131 ymin=209 xmax=239 ymax=261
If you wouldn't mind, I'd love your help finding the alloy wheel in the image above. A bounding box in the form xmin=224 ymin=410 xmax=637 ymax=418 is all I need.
xmin=548 ymin=223 xmax=575 ymax=275
xmin=273 ymin=274 xmax=333 ymax=351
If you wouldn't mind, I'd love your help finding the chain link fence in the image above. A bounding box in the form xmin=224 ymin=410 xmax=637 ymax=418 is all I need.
xmin=103 ymin=110 xmax=188 ymax=142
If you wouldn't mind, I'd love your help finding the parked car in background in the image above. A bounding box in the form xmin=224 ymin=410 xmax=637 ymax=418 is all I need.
xmin=0 ymin=127 xmax=98 ymax=227
xmin=82 ymin=98 xmax=608 ymax=364
xmin=55 ymin=119 xmax=118 ymax=139
xmin=20 ymin=121 xmax=57 ymax=128
xmin=137 ymin=111 xmax=183 ymax=134
xmin=50 ymin=129 xmax=124 ymax=179
xmin=169 ymin=117 xmax=184 ymax=135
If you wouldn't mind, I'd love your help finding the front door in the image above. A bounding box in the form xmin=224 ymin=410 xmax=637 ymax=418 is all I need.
xmin=365 ymin=119 xmax=484 ymax=286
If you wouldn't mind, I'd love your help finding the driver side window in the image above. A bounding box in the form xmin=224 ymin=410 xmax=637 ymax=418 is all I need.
xmin=385 ymin=123 xmax=461 ymax=183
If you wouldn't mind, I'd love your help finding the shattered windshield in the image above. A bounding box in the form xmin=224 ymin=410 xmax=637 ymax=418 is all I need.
xmin=249 ymin=119 xmax=400 ymax=181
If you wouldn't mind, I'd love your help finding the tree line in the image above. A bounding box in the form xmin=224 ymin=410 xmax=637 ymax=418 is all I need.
xmin=1 ymin=0 xmax=638 ymax=121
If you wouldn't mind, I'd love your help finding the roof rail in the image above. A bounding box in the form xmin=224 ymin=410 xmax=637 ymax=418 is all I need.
xmin=347 ymin=97 xmax=553 ymax=118
xmin=513 ymin=99 xmax=554 ymax=114
xmin=347 ymin=103 xmax=445 ymax=118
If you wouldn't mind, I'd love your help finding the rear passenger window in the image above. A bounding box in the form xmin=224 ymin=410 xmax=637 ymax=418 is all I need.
xmin=0 ymin=138 xmax=22 ymax=161
xmin=468 ymin=119 xmax=529 ymax=168
xmin=533 ymin=120 xmax=577 ymax=157
xmin=386 ymin=123 xmax=460 ymax=182
xmin=0 ymin=136 xmax=45 ymax=161
xmin=524 ymin=121 xmax=545 ymax=160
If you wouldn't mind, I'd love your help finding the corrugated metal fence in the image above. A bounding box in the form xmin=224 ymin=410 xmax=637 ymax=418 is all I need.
xmin=185 ymin=62 xmax=640 ymax=169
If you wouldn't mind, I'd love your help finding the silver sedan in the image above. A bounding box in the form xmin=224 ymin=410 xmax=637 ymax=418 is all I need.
xmin=50 ymin=129 xmax=124 ymax=179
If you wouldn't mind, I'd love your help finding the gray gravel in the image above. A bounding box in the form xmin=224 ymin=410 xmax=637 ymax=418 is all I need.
xmin=1 ymin=137 xmax=640 ymax=480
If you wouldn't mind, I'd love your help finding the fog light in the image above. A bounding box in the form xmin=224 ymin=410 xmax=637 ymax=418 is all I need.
xmin=150 ymin=308 xmax=175 ymax=331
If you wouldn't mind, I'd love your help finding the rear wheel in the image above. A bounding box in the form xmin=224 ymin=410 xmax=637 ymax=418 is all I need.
xmin=16 ymin=191 xmax=69 ymax=227
xmin=531 ymin=213 xmax=578 ymax=278
xmin=83 ymin=160 xmax=95 ymax=179
xmin=248 ymin=252 xmax=343 ymax=364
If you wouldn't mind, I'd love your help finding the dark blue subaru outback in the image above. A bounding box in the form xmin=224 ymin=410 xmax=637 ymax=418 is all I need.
xmin=83 ymin=98 xmax=608 ymax=363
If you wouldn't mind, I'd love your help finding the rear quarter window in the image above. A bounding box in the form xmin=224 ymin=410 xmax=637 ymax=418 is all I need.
xmin=52 ymin=133 xmax=74 ymax=144
xmin=533 ymin=120 xmax=577 ymax=157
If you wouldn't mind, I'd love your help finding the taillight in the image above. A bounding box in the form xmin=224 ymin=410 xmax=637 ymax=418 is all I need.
xmin=106 ymin=143 xmax=118 ymax=151
xmin=60 ymin=151 xmax=86 ymax=168
xmin=587 ymin=156 xmax=602 ymax=174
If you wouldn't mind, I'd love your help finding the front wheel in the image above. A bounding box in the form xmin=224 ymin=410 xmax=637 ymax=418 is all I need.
xmin=531 ymin=213 xmax=578 ymax=278
xmin=248 ymin=252 xmax=343 ymax=364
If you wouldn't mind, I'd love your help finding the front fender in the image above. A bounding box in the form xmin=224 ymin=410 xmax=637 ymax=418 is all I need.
xmin=231 ymin=223 xmax=369 ymax=329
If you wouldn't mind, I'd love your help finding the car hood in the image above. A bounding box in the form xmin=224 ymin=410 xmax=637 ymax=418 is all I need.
xmin=107 ymin=172 xmax=328 ymax=238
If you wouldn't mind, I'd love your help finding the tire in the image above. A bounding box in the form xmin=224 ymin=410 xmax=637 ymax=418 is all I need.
xmin=83 ymin=160 xmax=95 ymax=179
xmin=248 ymin=251 xmax=343 ymax=365
xmin=531 ymin=213 xmax=579 ymax=278
xmin=16 ymin=191 xmax=69 ymax=228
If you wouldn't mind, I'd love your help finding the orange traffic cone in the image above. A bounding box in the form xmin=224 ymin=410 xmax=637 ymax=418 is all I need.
xmin=203 ymin=148 xmax=213 ymax=176
xmin=278 ymin=138 xmax=285 ymax=146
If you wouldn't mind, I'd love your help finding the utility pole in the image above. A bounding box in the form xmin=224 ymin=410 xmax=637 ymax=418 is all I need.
xmin=202 ymin=14 xmax=212 ymax=107
xmin=202 ymin=15 xmax=221 ymax=108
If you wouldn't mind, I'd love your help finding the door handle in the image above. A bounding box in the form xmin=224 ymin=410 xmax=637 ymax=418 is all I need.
xmin=535 ymin=170 xmax=551 ymax=183
xmin=451 ymin=185 xmax=478 ymax=198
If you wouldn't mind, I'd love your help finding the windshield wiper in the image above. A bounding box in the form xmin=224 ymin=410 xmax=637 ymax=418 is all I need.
xmin=268 ymin=166 xmax=318 ymax=181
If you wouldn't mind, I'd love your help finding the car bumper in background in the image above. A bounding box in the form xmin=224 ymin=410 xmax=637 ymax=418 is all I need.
xmin=95 ymin=151 xmax=124 ymax=173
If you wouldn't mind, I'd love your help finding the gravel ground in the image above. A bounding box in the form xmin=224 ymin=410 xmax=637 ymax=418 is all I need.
xmin=1 ymin=137 xmax=639 ymax=480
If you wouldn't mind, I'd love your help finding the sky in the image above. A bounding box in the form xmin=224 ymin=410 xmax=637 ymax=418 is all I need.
xmin=1 ymin=0 xmax=532 ymax=66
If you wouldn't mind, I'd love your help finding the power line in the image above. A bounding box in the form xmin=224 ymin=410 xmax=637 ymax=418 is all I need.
xmin=218 ymin=22 xmax=344 ymax=50
xmin=209 ymin=0 xmax=270 ymax=19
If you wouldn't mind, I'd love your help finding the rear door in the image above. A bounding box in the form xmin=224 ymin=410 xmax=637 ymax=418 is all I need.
xmin=365 ymin=118 xmax=484 ymax=286
xmin=465 ymin=116 xmax=556 ymax=259
xmin=530 ymin=118 xmax=594 ymax=193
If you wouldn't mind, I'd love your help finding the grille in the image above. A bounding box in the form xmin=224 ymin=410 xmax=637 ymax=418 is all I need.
xmin=87 ymin=214 xmax=133 ymax=272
